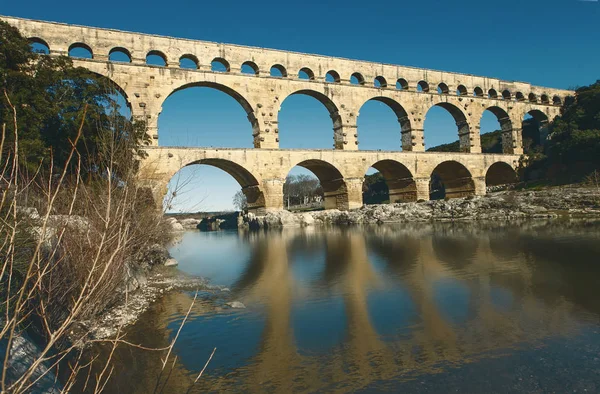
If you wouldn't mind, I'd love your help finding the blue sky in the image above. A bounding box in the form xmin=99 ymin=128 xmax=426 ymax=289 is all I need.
xmin=5 ymin=0 xmax=599 ymax=211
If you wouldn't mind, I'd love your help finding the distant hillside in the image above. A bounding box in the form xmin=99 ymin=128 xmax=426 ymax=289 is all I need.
xmin=427 ymin=130 xmax=503 ymax=153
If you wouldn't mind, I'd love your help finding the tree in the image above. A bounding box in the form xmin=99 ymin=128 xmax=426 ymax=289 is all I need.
xmin=0 ymin=20 xmax=147 ymax=177
xmin=232 ymin=190 xmax=247 ymax=212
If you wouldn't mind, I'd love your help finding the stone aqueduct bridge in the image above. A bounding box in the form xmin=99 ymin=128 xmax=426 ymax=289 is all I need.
xmin=4 ymin=16 xmax=573 ymax=213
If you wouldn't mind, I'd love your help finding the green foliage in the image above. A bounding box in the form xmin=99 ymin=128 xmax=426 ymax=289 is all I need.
xmin=524 ymin=81 xmax=600 ymax=183
xmin=0 ymin=20 xmax=148 ymax=177
xmin=427 ymin=130 xmax=503 ymax=153
xmin=362 ymin=172 xmax=389 ymax=204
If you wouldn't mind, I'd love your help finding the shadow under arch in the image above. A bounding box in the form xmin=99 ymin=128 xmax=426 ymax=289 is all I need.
xmin=486 ymin=162 xmax=517 ymax=187
xmin=483 ymin=106 xmax=514 ymax=154
xmin=182 ymin=158 xmax=266 ymax=214
xmin=290 ymin=159 xmax=348 ymax=210
xmin=430 ymin=160 xmax=475 ymax=199
xmin=425 ymin=102 xmax=471 ymax=152
xmin=164 ymin=81 xmax=259 ymax=146
xmin=523 ymin=109 xmax=550 ymax=151
xmin=368 ymin=159 xmax=416 ymax=203
xmin=358 ymin=96 xmax=413 ymax=151
xmin=279 ymin=89 xmax=343 ymax=149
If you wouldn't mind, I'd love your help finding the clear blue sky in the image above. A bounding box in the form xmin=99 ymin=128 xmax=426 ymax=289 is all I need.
xmin=5 ymin=0 xmax=599 ymax=211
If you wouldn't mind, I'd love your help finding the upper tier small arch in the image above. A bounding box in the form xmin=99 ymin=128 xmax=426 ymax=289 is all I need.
xmin=68 ymin=42 xmax=93 ymax=59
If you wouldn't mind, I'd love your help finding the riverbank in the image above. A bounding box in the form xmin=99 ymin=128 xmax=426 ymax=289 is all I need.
xmin=242 ymin=186 xmax=600 ymax=228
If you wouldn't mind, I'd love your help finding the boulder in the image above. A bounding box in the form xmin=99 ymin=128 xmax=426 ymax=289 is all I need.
xmin=226 ymin=301 xmax=246 ymax=309
xmin=164 ymin=258 xmax=179 ymax=267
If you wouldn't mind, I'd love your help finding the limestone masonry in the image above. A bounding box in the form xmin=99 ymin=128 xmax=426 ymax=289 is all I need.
xmin=2 ymin=15 xmax=573 ymax=213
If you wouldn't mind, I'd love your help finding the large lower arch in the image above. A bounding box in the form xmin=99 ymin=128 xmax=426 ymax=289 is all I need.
xmin=357 ymin=97 xmax=413 ymax=151
xmin=290 ymin=159 xmax=350 ymax=210
xmin=485 ymin=162 xmax=517 ymax=187
xmin=424 ymin=102 xmax=471 ymax=152
xmin=430 ymin=161 xmax=476 ymax=199
xmin=160 ymin=82 xmax=259 ymax=147
xmin=368 ymin=160 xmax=416 ymax=203
xmin=482 ymin=106 xmax=514 ymax=154
xmin=181 ymin=158 xmax=266 ymax=214
xmin=278 ymin=89 xmax=342 ymax=149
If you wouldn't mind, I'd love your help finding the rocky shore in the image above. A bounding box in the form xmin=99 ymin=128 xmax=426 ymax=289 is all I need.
xmin=242 ymin=186 xmax=600 ymax=229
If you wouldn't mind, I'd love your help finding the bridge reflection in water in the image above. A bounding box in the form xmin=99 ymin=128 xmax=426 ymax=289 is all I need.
xmin=97 ymin=222 xmax=600 ymax=393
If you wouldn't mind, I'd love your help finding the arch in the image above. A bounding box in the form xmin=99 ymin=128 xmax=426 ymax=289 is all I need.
xmin=396 ymin=78 xmax=408 ymax=90
xmin=374 ymin=76 xmax=387 ymax=88
xmin=474 ymin=87 xmax=484 ymax=97
xmin=485 ymin=162 xmax=517 ymax=187
xmin=528 ymin=93 xmax=538 ymax=103
xmin=350 ymin=72 xmax=365 ymax=85
xmin=109 ymin=47 xmax=131 ymax=63
xmin=270 ymin=64 xmax=287 ymax=77
xmin=146 ymin=50 xmax=167 ymax=67
xmin=178 ymin=158 xmax=265 ymax=214
xmin=179 ymin=54 xmax=199 ymax=69
xmin=553 ymin=95 xmax=562 ymax=106
xmin=488 ymin=89 xmax=498 ymax=99
xmin=430 ymin=161 xmax=475 ymax=199
xmin=502 ymin=90 xmax=511 ymax=100
xmin=241 ymin=61 xmax=259 ymax=75
xmin=211 ymin=57 xmax=230 ymax=72
xmin=357 ymin=97 xmax=412 ymax=151
xmin=298 ymin=67 xmax=315 ymax=80
xmin=28 ymin=37 xmax=50 ymax=54
xmin=522 ymin=109 xmax=550 ymax=152
xmin=325 ymin=70 xmax=341 ymax=83
xmin=86 ymin=70 xmax=132 ymax=114
xmin=483 ymin=106 xmax=514 ymax=154
xmin=540 ymin=94 xmax=549 ymax=104
xmin=68 ymin=42 xmax=93 ymax=59
xmin=289 ymin=159 xmax=348 ymax=210
xmin=417 ymin=80 xmax=429 ymax=93
xmin=163 ymin=81 xmax=259 ymax=146
xmin=437 ymin=83 xmax=449 ymax=94
xmin=424 ymin=102 xmax=471 ymax=152
xmin=278 ymin=89 xmax=342 ymax=149
xmin=456 ymin=85 xmax=468 ymax=96
xmin=368 ymin=160 xmax=416 ymax=203
xmin=515 ymin=92 xmax=525 ymax=101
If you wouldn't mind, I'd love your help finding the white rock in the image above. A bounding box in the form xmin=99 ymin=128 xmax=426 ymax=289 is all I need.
xmin=226 ymin=301 xmax=246 ymax=309
xmin=164 ymin=258 xmax=179 ymax=267
xmin=170 ymin=222 xmax=184 ymax=232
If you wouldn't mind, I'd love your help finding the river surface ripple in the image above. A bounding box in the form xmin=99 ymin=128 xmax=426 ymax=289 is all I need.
xmin=108 ymin=221 xmax=600 ymax=393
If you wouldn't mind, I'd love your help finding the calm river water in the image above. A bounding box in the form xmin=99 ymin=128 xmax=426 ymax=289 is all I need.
xmin=103 ymin=220 xmax=600 ymax=393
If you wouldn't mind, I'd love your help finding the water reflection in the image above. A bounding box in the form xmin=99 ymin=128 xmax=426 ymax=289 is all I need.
xmin=98 ymin=221 xmax=600 ymax=393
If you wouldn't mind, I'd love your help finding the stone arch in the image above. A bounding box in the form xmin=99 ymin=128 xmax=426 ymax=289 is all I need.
xmin=288 ymin=159 xmax=349 ymax=210
xmin=430 ymin=160 xmax=476 ymax=199
xmin=241 ymin=61 xmax=259 ymax=75
xmin=474 ymin=87 xmax=484 ymax=97
xmin=368 ymin=160 xmax=416 ymax=203
xmin=351 ymin=72 xmax=365 ymax=85
xmin=374 ymin=76 xmax=387 ymax=88
xmin=515 ymin=92 xmax=525 ymax=102
xmin=68 ymin=42 xmax=93 ymax=59
xmin=179 ymin=54 xmax=199 ymax=69
xmin=528 ymin=93 xmax=538 ymax=103
xmin=147 ymin=50 xmax=167 ymax=66
xmin=28 ymin=37 xmax=50 ymax=52
xmin=488 ymin=89 xmax=498 ymax=99
xmin=437 ymin=83 xmax=449 ymax=94
xmin=164 ymin=81 xmax=259 ymax=146
xmin=502 ymin=90 xmax=511 ymax=100
xmin=553 ymin=95 xmax=562 ymax=106
xmin=417 ymin=80 xmax=430 ymax=93
xmin=396 ymin=78 xmax=408 ymax=90
xmin=298 ymin=67 xmax=315 ymax=80
xmin=425 ymin=102 xmax=471 ymax=152
xmin=183 ymin=158 xmax=265 ymax=214
xmin=326 ymin=70 xmax=341 ymax=83
xmin=270 ymin=64 xmax=287 ymax=77
xmin=211 ymin=57 xmax=230 ymax=72
xmin=278 ymin=89 xmax=343 ymax=148
xmin=86 ymin=70 xmax=132 ymax=112
xmin=109 ymin=47 xmax=132 ymax=63
xmin=358 ymin=96 xmax=412 ymax=151
xmin=540 ymin=94 xmax=549 ymax=104
xmin=522 ymin=109 xmax=550 ymax=151
xmin=456 ymin=85 xmax=468 ymax=96
xmin=483 ymin=106 xmax=514 ymax=154
xmin=485 ymin=162 xmax=517 ymax=187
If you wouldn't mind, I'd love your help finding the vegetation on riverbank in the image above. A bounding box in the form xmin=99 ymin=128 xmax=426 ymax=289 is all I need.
xmin=0 ymin=21 xmax=178 ymax=393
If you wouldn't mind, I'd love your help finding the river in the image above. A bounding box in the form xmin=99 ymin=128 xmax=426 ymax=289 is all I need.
xmin=98 ymin=220 xmax=600 ymax=393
